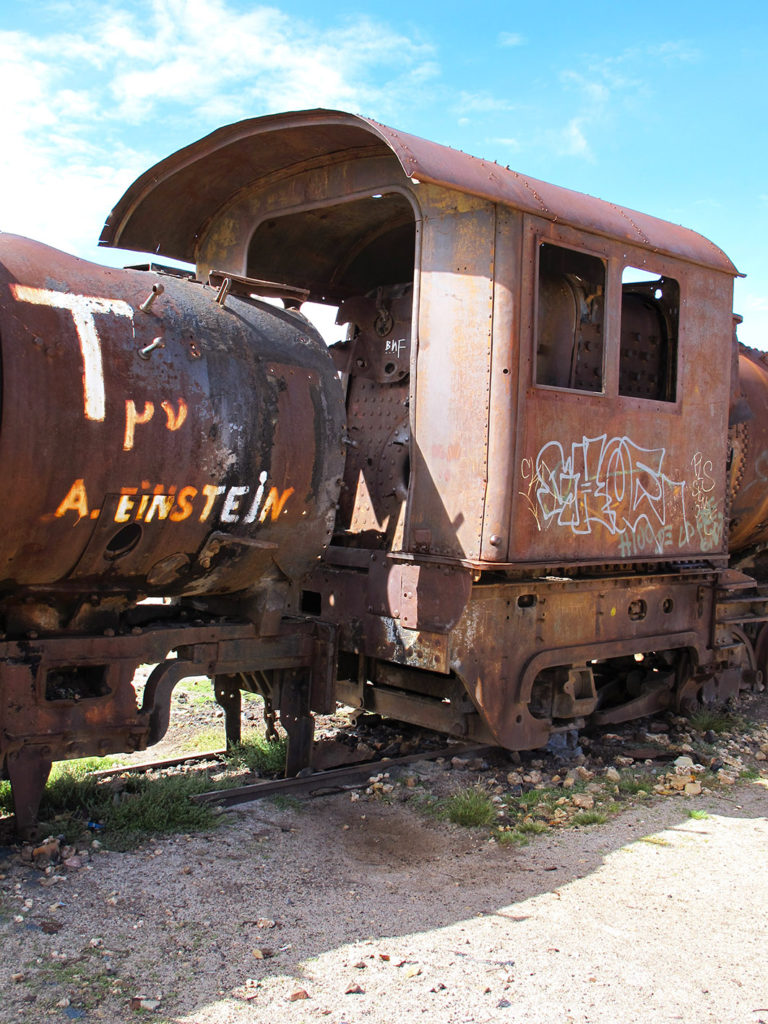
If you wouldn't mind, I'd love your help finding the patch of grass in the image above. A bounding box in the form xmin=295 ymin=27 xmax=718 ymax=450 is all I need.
xmin=0 ymin=755 xmax=119 ymax=820
xmin=226 ymin=734 xmax=287 ymax=775
xmin=180 ymin=727 xmax=224 ymax=752
xmin=229 ymin=733 xmax=286 ymax=774
xmin=739 ymin=767 xmax=760 ymax=781
xmin=687 ymin=708 xmax=743 ymax=734
xmin=34 ymin=766 xmax=220 ymax=850
xmin=176 ymin=676 xmax=215 ymax=706
xmin=572 ymin=810 xmax=607 ymax=826
xmin=51 ymin=755 xmax=117 ymax=778
xmin=516 ymin=819 xmax=548 ymax=835
xmin=0 ymin=778 xmax=13 ymax=815
xmin=508 ymin=787 xmax=562 ymax=818
xmin=617 ymin=773 xmax=650 ymax=796
xmin=442 ymin=786 xmax=497 ymax=827
xmin=638 ymin=834 xmax=670 ymax=846
xmin=496 ymin=829 xmax=530 ymax=846
xmin=516 ymin=788 xmax=548 ymax=808
xmin=83 ymin=773 xmax=219 ymax=850
xmin=687 ymin=808 xmax=710 ymax=820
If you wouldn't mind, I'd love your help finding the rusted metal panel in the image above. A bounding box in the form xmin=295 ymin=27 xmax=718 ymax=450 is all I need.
xmin=305 ymin=563 xmax=455 ymax=674
xmin=509 ymin=218 xmax=733 ymax=567
xmin=448 ymin=575 xmax=715 ymax=749
xmin=408 ymin=189 xmax=495 ymax=560
xmin=480 ymin=206 xmax=520 ymax=561
xmin=100 ymin=109 xmax=739 ymax=278
xmin=0 ymin=234 xmax=345 ymax=598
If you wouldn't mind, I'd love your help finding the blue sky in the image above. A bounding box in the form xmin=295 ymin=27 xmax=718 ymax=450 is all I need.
xmin=2 ymin=0 xmax=766 ymax=345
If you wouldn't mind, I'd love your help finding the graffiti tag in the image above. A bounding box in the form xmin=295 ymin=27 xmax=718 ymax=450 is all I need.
xmin=522 ymin=434 xmax=689 ymax=554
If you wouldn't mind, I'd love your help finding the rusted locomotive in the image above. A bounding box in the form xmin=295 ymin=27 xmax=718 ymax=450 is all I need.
xmin=2 ymin=108 xmax=767 ymax=833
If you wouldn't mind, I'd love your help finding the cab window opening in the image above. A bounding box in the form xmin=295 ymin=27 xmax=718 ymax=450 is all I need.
xmin=619 ymin=267 xmax=679 ymax=402
xmin=535 ymin=242 xmax=606 ymax=393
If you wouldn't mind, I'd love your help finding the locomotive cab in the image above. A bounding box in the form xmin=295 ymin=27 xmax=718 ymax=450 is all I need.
xmin=101 ymin=110 xmax=749 ymax=756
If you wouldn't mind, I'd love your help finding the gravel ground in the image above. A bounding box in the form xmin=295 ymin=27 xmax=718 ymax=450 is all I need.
xmin=1 ymin=694 xmax=767 ymax=1024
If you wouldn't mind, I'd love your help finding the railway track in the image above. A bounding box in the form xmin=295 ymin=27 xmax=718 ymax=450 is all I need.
xmin=91 ymin=748 xmax=227 ymax=779
xmin=190 ymin=743 xmax=499 ymax=809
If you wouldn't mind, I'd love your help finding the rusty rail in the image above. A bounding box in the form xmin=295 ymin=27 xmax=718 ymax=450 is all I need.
xmin=191 ymin=743 xmax=499 ymax=808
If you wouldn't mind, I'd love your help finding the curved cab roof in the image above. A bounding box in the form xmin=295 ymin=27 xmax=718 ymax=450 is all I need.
xmin=100 ymin=108 xmax=738 ymax=276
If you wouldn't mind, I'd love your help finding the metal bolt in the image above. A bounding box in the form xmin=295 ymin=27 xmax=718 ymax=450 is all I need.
xmin=139 ymin=282 xmax=164 ymax=313
xmin=138 ymin=337 xmax=165 ymax=360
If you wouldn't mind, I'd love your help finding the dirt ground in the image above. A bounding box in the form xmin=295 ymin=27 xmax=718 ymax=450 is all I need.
xmin=1 ymin=695 xmax=767 ymax=1024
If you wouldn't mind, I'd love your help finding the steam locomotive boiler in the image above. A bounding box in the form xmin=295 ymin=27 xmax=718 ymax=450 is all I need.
xmin=2 ymin=108 xmax=767 ymax=833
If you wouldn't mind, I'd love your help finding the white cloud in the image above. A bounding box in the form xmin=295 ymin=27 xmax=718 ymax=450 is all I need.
xmin=560 ymin=69 xmax=611 ymax=106
xmin=556 ymin=117 xmax=593 ymax=160
xmin=0 ymin=1 xmax=437 ymax=262
xmin=489 ymin=137 xmax=521 ymax=152
xmin=454 ymin=91 xmax=518 ymax=116
xmin=649 ymin=40 xmax=700 ymax=64
xmin=499 ymin=32 xmax=526 ymax=47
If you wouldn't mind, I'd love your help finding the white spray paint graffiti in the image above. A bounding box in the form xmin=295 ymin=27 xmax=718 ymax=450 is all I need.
xmin=521 ymin=434 xmax=693 ymax=555
xmin=690 ymin=451 xmax=724 ymax=551
xmin=11 ymin=284 xmax=133 ymax=421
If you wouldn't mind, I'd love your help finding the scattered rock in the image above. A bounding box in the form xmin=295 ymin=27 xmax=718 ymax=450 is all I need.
xmin=130 ymin=996 xmax=161 ymax=1011
xmin=232 ymin=979 xmax=260 ymax=1001
xmin=674 ymin=755 xmax=695 ymax=769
